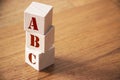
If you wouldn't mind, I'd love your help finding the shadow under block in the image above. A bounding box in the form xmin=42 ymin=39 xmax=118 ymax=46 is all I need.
xmin=25 ymin=46 xmax=55 ymax=71
xmin=26 ymin=26 xmax=54 ymax=53
xmin=24 ymin=2 xmax=53 ymax=35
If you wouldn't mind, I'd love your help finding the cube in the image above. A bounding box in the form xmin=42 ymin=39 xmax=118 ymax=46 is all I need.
xmin=26 ymin=26 xmax=54 ymax=53
xmin=24 ymin=2 xmax=53 ymax=34
xmin=25 ymin=46 xmax=55 ymax=71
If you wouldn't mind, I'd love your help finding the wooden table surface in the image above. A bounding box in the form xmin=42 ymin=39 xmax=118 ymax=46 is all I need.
xmin=0 ymin=0 xmax=120 ymax=80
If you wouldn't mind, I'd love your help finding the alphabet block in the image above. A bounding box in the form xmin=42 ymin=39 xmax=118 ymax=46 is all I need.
xmin=25 ymin=46 xmax=55 ymax=71
xmin=24 ymin=2 xmax=53 ymax=34
xmin=26 ymin=26 xmax=54 ymax=53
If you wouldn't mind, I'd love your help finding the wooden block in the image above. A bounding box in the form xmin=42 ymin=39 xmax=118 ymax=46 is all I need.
xmin=25 ymin=46 xmax=55 ymax=71
xmin=26 ymin=26 xmax=54 ymax=53
xmin=24 ymin=2 xmax=53 ymax=34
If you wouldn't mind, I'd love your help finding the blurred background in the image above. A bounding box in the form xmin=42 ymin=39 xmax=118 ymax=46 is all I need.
xmin=0 ymin=0 xmax=120 ymax=80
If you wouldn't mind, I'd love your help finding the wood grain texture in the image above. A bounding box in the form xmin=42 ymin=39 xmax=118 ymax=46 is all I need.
xmin=0 ymin=0 xmax=120 ymax=80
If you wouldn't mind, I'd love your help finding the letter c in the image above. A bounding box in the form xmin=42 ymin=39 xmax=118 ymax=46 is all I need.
xmin=28 ymin=53 xmax=36 ymax=64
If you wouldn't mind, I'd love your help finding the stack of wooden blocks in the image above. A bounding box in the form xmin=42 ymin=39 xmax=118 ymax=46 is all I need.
xmin=24 ymin=2 xmax=54 ymax=71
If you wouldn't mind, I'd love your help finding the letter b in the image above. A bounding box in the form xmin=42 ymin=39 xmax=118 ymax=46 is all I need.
xmin=30 ymin=34 xmax=40 ymax=47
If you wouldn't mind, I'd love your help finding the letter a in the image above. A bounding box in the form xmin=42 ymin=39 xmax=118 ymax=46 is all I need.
xmin=30 ymin=34 xmax=40 ymax=47
xmin=28 ymin=17 xmax=38 ymax=30
xmin=29 ymin=53 xmax=36 ymax=64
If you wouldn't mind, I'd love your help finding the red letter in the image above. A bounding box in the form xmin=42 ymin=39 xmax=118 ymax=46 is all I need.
xmin=29 ymin=53 xmax=36 ymax=64
xmin=30 ymin=34 xmax=40 ymax=47
xmin=28 ymin=17 xmax=38 ymax=30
